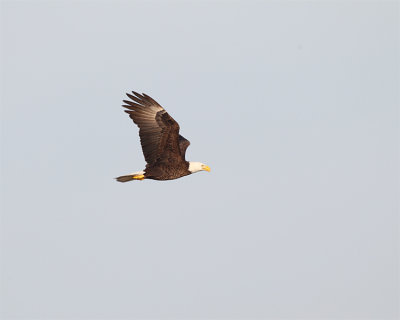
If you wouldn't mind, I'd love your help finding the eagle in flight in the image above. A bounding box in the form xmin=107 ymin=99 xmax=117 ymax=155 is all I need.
xmin=116 ymin=91 xmax=210 ymax=182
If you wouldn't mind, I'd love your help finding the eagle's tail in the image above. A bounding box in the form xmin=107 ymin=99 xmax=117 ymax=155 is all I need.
xmin=115 ymin=171 xmax=145 ymax=182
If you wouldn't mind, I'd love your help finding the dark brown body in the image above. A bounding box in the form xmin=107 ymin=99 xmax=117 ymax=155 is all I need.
xmin=144 ymin=160 xmax=191 ymax=180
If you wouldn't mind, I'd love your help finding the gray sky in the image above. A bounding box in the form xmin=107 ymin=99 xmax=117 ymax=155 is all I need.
xmin=1 ymin=1 xmax=399 ymax=319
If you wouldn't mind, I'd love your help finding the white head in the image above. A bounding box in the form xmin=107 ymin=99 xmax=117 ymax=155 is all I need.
xmin=188 ymin=162 xmax=211 ymax=174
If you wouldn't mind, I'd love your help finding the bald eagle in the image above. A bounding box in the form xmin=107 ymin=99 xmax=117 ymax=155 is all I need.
xmin=116 ymin=91 xmax=210 ymax=182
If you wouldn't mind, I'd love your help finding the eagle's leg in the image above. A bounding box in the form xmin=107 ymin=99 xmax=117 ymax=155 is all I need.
xmin=132 ymin=174 xmax=145 ymax=180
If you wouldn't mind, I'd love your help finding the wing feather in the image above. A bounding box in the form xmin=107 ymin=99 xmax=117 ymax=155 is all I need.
xmin=121 ymin=91 xmax=187 ymax=166
xmin=178 ymin=135 xmax=190 ymax=160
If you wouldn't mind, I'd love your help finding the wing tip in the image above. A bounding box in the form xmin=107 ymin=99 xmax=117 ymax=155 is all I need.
xmin=131 ymin=91 xmax=144 ymax=99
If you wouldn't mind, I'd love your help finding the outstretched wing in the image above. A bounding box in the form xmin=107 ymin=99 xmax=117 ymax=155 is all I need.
xmin=178 ymin=135 xmax=190 ymax=160
xmin=122 ymin=91 xmax=186 ymax=166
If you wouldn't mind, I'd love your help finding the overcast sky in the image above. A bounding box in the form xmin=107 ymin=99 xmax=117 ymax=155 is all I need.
xmin=1 ymin=1 xmax=399 ymax=319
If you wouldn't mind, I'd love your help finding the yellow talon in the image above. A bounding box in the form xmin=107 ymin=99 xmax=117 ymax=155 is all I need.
xmin=133 ymin=174 xmax=145 ymax=180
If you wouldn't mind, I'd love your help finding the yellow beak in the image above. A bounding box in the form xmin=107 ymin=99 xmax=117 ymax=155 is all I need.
xmin=202 ymin=165 xmax=211 ymax=172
